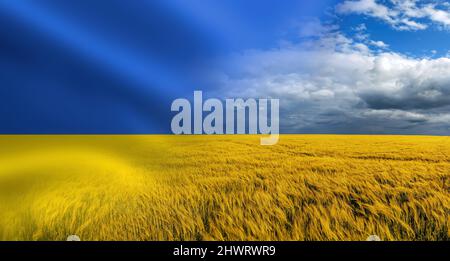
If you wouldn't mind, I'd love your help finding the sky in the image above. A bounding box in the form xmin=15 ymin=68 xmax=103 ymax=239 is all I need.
xmin=1 ymin=0 xmax=450 ymax=134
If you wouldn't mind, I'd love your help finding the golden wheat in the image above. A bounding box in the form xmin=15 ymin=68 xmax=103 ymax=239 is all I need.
xmin=0 ymin=135 xmax=448 ymax=240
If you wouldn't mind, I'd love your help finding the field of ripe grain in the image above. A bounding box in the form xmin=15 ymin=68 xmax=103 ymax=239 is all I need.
xmin=0 ymin=135 xmax=448 ymax=241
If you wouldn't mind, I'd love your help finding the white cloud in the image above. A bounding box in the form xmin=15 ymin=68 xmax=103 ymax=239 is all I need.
xmin=217 ymin=22 xmax=450 ymax=133
xmin=336 ymin=0 xmax=450 ymax=31
xmin=397 ymin=18 xmax=427 ymax=30
xmin=370 ymin=40 xmax=389 ymax=48
xmin=337 ymin=0 xmax=395 ymax=22
xmin=423 ymin=4 xmax=450 ymax=26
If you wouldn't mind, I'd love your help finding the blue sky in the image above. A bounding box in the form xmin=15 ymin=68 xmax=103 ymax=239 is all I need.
xmin=1 ymin=1 xmax=450 ymax=134
xmin=336 ymin=1 xmax=450 ymax=57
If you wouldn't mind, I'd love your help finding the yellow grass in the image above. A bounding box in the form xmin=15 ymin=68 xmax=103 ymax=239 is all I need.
xmin=0 ymin=135 xmax=448 ymax=241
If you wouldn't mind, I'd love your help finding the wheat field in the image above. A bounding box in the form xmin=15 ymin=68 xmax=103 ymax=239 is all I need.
xmin=0 ymin=135 xmax=448 ymax=241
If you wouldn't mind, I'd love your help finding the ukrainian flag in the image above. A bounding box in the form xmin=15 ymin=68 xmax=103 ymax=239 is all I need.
xmin=1 ymin=0 xmax=314 ymax=240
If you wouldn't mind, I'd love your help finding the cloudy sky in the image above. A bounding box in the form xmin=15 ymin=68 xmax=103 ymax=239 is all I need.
xmin=213 ymin=0 xmax=450 ymax=134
